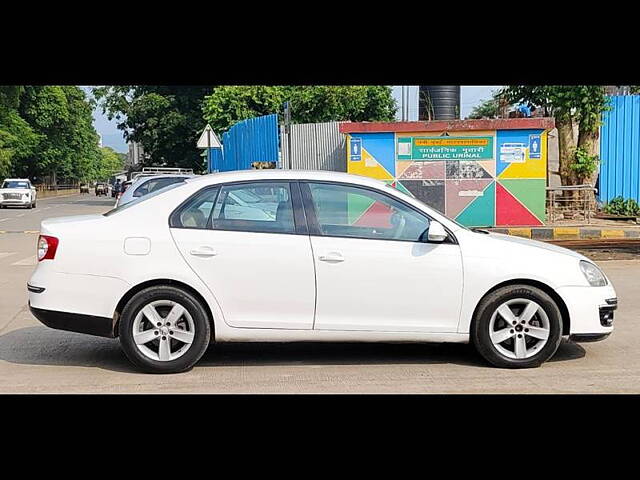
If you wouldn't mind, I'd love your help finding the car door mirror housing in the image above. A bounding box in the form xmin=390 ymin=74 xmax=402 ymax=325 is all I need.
xmin=426 ymin=221 xmax=448 ymax=243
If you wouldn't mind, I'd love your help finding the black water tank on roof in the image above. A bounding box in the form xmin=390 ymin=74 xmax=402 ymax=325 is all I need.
xmin=419 ymin=86 xmax=461 ymax=121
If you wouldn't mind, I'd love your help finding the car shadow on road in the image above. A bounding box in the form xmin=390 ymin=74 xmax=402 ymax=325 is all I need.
xmin=0 ymin=326 xmax=586 ymax=374
xmin=0 ymin=326 xmax=135 ymax=374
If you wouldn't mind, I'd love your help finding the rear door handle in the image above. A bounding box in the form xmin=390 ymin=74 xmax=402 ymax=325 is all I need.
xmin=189 ymin=246 xmax=217 ymax=257
xmin=318 ymin=252 xmax=344 ymax=263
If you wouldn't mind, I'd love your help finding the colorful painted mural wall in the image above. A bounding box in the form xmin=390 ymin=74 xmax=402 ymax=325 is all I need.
xmin=341 ymin=119 xmax=554 ymax=227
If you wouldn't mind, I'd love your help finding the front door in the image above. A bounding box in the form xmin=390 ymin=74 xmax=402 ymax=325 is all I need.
xmin=170 ymin=181 xmax=316 ymax=330
xmin=302 ymin=181 xmax=464 ymax=333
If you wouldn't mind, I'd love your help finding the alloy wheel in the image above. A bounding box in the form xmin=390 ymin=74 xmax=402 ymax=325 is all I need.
xmin=488 ymin=298 xmax=550 ymax=360
xmin=132 ymin=300 xmax=195 ymax=362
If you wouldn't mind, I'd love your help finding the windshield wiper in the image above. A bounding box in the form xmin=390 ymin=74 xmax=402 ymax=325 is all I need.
xmin=471 ymin=228 xmax=490 ymax=234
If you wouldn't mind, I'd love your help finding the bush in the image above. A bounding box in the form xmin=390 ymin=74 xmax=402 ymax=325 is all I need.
xmin=603 ymin=196 xmax=640 ymax=216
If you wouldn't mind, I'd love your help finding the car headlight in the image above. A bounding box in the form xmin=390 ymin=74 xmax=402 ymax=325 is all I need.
xmin=580 ymin=260 xmax=608 ymax=287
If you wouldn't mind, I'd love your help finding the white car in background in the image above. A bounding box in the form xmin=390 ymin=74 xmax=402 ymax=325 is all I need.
xmin=115 ymin=174 xmax=195 ymax=208
xmin=0 ymin=178 xmax=37 ymax=209
xmin=28 ymin=170 xmax=616 ymax=373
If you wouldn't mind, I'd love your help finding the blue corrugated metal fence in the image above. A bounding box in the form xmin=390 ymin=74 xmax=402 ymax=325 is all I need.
xmin=216 ymin=114 xmax=279 ymax=172
xmin=599 ymin=95 xmax=640 ymax=202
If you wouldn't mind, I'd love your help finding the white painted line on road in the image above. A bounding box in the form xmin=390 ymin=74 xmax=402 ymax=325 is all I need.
xmin=11 ymin=255 xmax=36 ymax=266
xmin=15 ymin=214 xmax=24 ymax=217
xmin=0 ymin=218 xmax=8 ymax=223
xmin=0 ymin=252 xmax=17 ymax=259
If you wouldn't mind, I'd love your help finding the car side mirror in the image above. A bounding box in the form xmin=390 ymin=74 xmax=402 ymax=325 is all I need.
xmin=426 ymin=220 xmax=448 ymax=243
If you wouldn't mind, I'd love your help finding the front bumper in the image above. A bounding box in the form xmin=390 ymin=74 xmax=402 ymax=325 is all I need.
xmin=29 ymin=302 xmax=116 ymax=338
xmin=557 ymin=283 xmax=617 ymax=339
xmin=1 ymin=198 xmax=31 ymax=206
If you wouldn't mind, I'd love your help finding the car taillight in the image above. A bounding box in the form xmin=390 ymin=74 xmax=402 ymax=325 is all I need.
xmin=37 ymin=235 xmax=59 ymax=261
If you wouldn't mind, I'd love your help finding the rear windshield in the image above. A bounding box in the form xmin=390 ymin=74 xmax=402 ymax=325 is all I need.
xmin=2 ymin=181 xmax=30 ymax=189
xmin=103 ymin=182 xmax=185 ymax=216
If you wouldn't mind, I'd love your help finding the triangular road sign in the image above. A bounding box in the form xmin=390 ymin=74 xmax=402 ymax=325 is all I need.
xmin=197 ymin=124 xmax=222 ymax=149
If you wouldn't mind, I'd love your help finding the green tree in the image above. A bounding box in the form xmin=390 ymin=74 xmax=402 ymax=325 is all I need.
xmin=468 ymin=96 xmax=500 ymax=119
xmin=95 ymin=146 xmax=124 ymax=181
xmin=0 ymin=86 xmax=40 ymax=179
xmin=15 ymin=86 xmax=101 ymax=183
xmin=500 ymin=86 xmax=610 ymax=185
xmin=202 ymin=86 xmax=397 ymax=134
xmin=93 ymin=86 xmax=212 ymax=172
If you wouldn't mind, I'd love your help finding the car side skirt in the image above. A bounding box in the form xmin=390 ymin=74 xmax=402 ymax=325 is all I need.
xmin=214 ymin=328 xmax=469 ymax=344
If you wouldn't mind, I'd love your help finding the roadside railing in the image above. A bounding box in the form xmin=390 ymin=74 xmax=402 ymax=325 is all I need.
xmin=34 ymin=184 xmax=80 ymax=198
xmin=546 ymin=185 xmax=597 ymax=224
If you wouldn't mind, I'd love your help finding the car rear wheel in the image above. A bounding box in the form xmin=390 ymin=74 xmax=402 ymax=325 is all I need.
xmin=471 ymin=285 xmax=563 ymax=369
xmin=119 ymin=286 xmax=211 ymax=373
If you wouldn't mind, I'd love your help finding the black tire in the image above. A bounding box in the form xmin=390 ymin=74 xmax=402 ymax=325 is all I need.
xmin=119 ymin=285 xmax=211 ymax=374
xmin=471 ymin=284 xmax=563 ymax=369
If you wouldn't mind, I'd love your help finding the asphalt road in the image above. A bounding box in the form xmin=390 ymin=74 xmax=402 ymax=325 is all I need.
xmin=1 ymin=193 xmax=639 ymax=393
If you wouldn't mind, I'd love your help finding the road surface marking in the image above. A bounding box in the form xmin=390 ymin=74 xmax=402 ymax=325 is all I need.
xmin=15 ymin=214 xmax=24 ymax=217
xmin=0 ymin=218 xmax=8 ymax=223
xmin=11 ymin=255 xmax=36 ymax=266
xmin=0 ymin=252 xmax=17 ymax=259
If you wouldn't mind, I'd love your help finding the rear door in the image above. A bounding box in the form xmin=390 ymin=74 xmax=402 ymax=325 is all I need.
xmin=169 ymin=181 xmax=316 ymax=330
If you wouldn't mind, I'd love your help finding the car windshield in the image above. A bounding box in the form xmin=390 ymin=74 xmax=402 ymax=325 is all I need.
xmin=2 ymin=181 xmax=29 ymax=189
xmin=103 ymin=182 xmax=185 ymax=216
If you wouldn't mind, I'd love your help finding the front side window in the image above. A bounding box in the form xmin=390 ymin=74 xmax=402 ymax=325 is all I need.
xmin=211 ymin=182 xmax=295 ymax=234
xmin=307 ymin=182 xmax=431 ymax=242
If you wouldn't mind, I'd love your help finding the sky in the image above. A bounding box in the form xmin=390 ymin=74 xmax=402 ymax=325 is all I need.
xmin=391 ymin=86 xmax=503 ymax=121
xmin=84 ymin=86 xmax=503 ymax=153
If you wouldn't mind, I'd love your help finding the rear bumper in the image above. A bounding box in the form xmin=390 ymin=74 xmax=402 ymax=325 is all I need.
xmin=29 ymin=303 xmax=116 ymax=338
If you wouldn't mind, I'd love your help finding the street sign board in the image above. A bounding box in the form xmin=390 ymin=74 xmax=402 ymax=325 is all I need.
xmin=529 ymin=134 xmax=541 ymax=159
xmin=197 ymin=124 xmax=222 ymax=149
xmin=350 ymin=137 xmax=362 ymax=161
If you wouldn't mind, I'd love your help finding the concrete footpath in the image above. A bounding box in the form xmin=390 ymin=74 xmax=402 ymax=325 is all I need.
xmin=489 ymin=224 xmax=640 ymax=240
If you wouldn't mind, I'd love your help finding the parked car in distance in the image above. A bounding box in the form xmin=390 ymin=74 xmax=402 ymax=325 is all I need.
xmin=28 ymin=170 xmax=617 ymax=373
xmin=95 ymin=182 xmax=108 ymax=196
xmin=0 ymin=178 xmax=37 ymax=209
xmin=115 ymin=174 xmax=195 ymax=208
xmin=80 ymin=183 xmax=90 ymax=194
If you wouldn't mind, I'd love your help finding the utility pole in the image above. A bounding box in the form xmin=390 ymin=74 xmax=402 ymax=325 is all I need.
xmin=284 ymin=101 xmax=292 ymax=169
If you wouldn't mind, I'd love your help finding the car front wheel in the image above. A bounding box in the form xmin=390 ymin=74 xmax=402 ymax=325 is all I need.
xmin=471 ymin=285 xmax=563 ymax=369
xmin=119 ymin=286 xmax=211 ymax=373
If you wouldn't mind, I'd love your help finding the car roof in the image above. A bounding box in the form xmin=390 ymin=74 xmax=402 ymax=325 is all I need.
xmin=3 ymin=178 xmax=30 ymax=182
xmin=133 ymin=174 xmax=194 ymax=184
xmin=184 ymin=170 xmax=390 ymax=189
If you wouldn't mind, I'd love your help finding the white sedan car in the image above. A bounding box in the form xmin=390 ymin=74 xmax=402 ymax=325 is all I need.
xmin=28 ymin=170 xmax=616 ymax=373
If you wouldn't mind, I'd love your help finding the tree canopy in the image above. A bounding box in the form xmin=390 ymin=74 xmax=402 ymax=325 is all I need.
xmin=202 ymin=86 xmax=397 ymax=134
xmin=1 ymin=85 xmax=113 ymax=183
xmin=500 ymin=85 xmax=610 ymax=185
xmin=93 ymin=86 xmax=212 ymax=172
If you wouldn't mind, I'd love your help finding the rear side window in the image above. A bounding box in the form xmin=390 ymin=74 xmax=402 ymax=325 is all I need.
xmin=169 ymin=187 xmax=219 ymax=229
xmin=211 ymin=182 xmax=295 ymax=234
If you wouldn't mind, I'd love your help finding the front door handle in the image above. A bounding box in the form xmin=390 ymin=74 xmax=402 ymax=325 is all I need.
xmin=189 ymin=246 xmax=217 ymax=257
xmin=318 ymin=252 xmax=344 ymax=263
